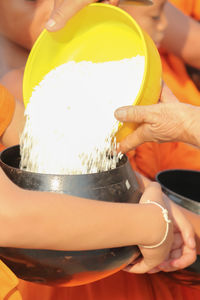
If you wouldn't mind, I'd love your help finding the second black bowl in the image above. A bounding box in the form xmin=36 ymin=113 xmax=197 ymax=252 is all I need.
xmin=156 ymin=169 xmax=200 ymax=273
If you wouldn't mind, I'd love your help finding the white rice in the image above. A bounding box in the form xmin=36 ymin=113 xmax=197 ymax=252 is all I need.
xmin=20 ymin=56 xmax=145 ymax=175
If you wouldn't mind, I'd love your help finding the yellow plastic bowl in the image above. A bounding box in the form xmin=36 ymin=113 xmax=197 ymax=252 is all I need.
xmin=23 ymin=3 xmax=162 ymax=141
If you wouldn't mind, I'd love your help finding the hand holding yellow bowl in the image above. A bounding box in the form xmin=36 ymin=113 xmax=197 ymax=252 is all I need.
xmin=23 ymin=3 xmax=162 ymax=142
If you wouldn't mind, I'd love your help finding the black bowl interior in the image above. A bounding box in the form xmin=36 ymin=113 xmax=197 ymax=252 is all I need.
xmin=156 ymin=169 xmax=200 ymax=203
xmin=156 ymin=169 xmax=200 ymax=274
xmin=0 ymin=145 xmax=142 ymax=202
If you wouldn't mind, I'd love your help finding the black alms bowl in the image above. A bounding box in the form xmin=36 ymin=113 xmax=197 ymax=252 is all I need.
xmin=156 ymin=169 xmax=200 ymax=214
xmin=156 ymin=169 xmax=200 ymax=273
xmin=0 ymin=145 xmax=141 ymax=287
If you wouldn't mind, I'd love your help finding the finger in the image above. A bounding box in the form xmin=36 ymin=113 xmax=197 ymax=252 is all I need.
xmin=117 ymin=123 xmax=150 ymax=152
xmin=170 ymin=248 xmax=182 ymax=259
xmin=46 ymin=0 xmax=93 ymax=31
xmin=147 ymin=267 xmax=161 ymax=274
xmin=171 ymin=233 xmax=183 ymax=250
xmin=176 ymin=219 xmax=196 ymax=250
xmin=158 ymin=263 xmax=178 ymax=272
xmin=158 ymin=249 xmax=182 ymax=272
xmin=171 ymin=247 xmax=197 ymax=269
xmin=110 ymin=0 xmax=119 ymax=6
xmin=114 ymin=105 xmax=157 ymax=124
xmin=171 ymin=203 xmax=196 ymax=250
xmin=109 ymin=0 xmax=120 ymax=4
xmin=123 ymin=258 xmax=152 ymax=274
xmin=46 ymin=0 xmax=119 ymax=31
xmin=183 ymin=232 xmax=196 ymax=249
xmin=160 ymin=84 xmax=179 ymax=103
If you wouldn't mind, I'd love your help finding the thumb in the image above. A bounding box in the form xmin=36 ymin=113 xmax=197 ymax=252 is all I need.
xmin=160 ymin=84 xmax=179 ymax=104
xmin=46 ymin=0 xmax=92 ymax=32
xmin=114 ymin=105 xmax=157 ymax=124
xmin=123 ymin=258 xmax=151 ymax=274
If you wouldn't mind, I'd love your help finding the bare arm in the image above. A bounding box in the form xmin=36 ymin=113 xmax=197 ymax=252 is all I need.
xmin=0 ymin=168 xmax=168 ymax=252
xmin=161 ymin=3 xmax=200 ymax=69
xmin=0 ymin=68 xmax=24 ymax=102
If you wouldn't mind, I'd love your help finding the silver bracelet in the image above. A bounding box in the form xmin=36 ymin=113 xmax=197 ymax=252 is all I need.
xmin=139 ymin=200 xmax=171 ymax=249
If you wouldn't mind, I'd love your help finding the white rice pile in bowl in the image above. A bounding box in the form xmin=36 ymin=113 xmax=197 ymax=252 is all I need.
xmin=20 ymin=56 xmax=145 ymax=175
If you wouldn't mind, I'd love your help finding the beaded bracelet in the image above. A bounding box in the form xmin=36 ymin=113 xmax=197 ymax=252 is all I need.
xmin=139 ymin=200 xmax=171 ymax=249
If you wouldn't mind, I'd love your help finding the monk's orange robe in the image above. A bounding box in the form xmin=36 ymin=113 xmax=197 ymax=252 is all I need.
xmin=169 ymin=0 xmax=200 ymax=19
xmin=0 ymin=261 xmax=22 ymax=300
xmin=0 ymin=83 xmax=15 ymax=151
xmin=18 ymin=270 xmax=200 ymax=300
xmin=10 ymin=2 xmax=200 ymax=299
xmin=0 ymin=84 xmax=21 ymax=300
xmin=162 ymin=0 xmax=200 ymax=105
xmin=160 ymin=0 xmax=200 ymax=106
xmin=128 ymin=0 xmax=200 ymax=182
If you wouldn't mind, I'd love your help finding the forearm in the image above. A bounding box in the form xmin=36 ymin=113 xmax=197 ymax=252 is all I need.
xmin=162 ymin=3 xmax=200 ymax=69
xmin=0 ymin=170 xmax=166 ymax=251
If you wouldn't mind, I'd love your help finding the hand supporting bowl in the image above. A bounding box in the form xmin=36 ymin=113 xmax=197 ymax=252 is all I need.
xmin=156 ymin=169 xmax=200 ymax=274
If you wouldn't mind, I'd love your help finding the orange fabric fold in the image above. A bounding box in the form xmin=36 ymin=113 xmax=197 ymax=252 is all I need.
xmin=0 ymin=84 xmax=15 ymax=151
xmin=18 ymin=271 xmax=200 ymax=300
xmin=0 ymin=84 xmax=15 ymax=138
xmin=0 ymin=261 xmax=21 ymax=300
xmin=169 ymin=0 xmax=200 ymax=19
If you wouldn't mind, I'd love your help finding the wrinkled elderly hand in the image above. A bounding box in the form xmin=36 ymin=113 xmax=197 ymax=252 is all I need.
xmin=114 ymin=85 xmax=200 ymax=153
xmin=46 ymin=0 xmax=119 ymax=31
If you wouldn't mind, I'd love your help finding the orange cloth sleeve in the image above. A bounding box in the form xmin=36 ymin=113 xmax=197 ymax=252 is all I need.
xmin=192 ymin=1 xmax=200 ymax=20
xmin=169 ymin=0 xmax=194 ymax=15
xmin=169 ymin=0 xmax=200 ymax=19
xmin=0 ymin=260 xmax=21 ymax=300
xmin=162 ymin=0 xmax=200 ymax=105
xmin=0 ymin=84 xmax=15 ymax=138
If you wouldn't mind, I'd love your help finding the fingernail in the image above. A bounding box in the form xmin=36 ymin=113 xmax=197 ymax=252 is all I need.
xmin=46 ymin=19 xmax=56 ymax=29
xmin=115 ymin=108 xmax=126 ymax=119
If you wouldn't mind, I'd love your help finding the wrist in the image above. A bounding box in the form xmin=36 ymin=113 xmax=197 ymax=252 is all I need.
xmin=139 ymin=201 xmax=171 ymax=248
xmin=136 ymin=203 xmax=169 ymax=247
xmin=182 ymin=104 xmax=200 ymax=148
